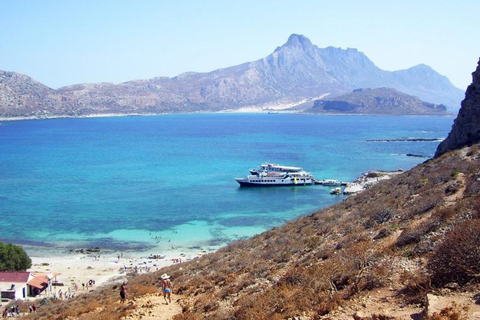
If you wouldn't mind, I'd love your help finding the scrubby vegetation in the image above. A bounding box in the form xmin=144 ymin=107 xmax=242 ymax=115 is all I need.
xmin=427 ymin=219 xmax=480 ymax=287
xmin=18 ymin=144 xmax=480 ymax=319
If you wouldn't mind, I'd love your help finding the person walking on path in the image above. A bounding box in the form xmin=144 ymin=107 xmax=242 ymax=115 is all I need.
xmin=161 ymin=273 xmax=173 ymax=305
xmin=120 ymin=281 xmax=127 ymax=303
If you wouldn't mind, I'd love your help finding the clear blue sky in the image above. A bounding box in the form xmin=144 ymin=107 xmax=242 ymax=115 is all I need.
xmin=1 ymin=0 xmax=478 ymax=90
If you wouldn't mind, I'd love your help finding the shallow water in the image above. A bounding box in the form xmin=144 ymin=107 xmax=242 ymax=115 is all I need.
xmin=0 ymin=113 xmax=453 ymax=254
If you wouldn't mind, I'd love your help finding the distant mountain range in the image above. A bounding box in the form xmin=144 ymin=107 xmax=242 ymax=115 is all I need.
xmin=0 ymin=34 xmax=464 ymax=119
xmin=306 ymin=87 xmax=447 ymax=115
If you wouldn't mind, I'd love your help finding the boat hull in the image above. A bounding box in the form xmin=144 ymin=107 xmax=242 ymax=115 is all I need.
xmin=235 ymin=178 xmax=314 ymax=187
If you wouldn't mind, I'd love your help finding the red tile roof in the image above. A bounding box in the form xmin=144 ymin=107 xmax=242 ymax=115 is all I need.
xmin=0 ymin=272 xmax=31 ymax=283
xmin=27 ymin=275 xmax=49 ymax=289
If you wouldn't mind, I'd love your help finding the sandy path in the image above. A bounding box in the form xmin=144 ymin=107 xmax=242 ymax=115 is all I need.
xmin=123 ymin=294 xmax=183 ymax=320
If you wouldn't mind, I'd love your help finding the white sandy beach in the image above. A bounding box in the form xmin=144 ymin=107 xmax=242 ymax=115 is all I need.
xmin=27 ymin=248 xmax=206 ymax=297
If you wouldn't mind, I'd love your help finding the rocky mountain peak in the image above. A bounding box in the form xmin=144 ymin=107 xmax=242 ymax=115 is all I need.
xmin=399 ymin=64 xmax=442 ymax=80
xmin=275 ymin=34 xmax=315 ymax=52
xmin=0 ymin=35 xmax=465 ymax=119
xmin=435 ymin=58 xmax=480 ymax=157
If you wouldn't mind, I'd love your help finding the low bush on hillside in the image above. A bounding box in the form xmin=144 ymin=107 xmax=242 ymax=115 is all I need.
xmin=426 ymin=302 xmax=470 ymax=320
xmin=399 ymin=270 xmax=431 ymax=305
xmin=427 ymin=219 xmax=480 ymax=287
xmin=364 ymin=207 xmax=396 ymax=229
xmin=395 ymin=219 xmax=440 ymax=249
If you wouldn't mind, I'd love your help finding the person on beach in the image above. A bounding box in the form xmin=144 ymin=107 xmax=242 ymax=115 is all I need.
xmin=120 ymin=281 xmax=127 ymax=303
xmin=161 ymin=273 xmax=173 ymax=305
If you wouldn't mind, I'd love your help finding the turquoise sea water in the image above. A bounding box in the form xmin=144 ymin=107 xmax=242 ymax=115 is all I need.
xmin=0 ymin=114 xmax=453 ymax=254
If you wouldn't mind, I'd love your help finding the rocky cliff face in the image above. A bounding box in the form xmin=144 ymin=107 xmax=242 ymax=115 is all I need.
xmin=0 ymin=34 xmax=465 ymax=119
xmin=435 ymin=59 xmax=480 ymax=157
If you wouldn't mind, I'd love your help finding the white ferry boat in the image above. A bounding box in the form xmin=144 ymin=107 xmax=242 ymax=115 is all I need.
xmin=236 ymin=163 xmax=317 ymax=187
xmin=249 ymin=163 xmax=303 ymax=175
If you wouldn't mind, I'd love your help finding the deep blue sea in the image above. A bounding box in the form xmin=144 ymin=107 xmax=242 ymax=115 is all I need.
xmin=0 ymin=113 xmax=453 ymax=255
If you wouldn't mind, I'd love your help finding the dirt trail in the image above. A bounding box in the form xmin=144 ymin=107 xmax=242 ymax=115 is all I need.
xmin=445 ymin=172 xmax=467 ymax=204
xmin=123 ymin=294 xmax=182 ymax=320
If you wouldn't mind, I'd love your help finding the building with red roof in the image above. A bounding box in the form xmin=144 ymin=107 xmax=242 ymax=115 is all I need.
xmin=0 ymin=272 xmax=32 ymax=300
xmin=0 ymin=271 xmax=52 ymax=300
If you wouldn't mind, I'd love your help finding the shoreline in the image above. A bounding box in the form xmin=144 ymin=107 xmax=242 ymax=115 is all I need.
xmin=0 ymin=110 xmax=455 ymax=122
xmin=0 ymin=113 xmax=161 ymax=122
xmin=26 ymin=245 xmax=218 ymax=297
xmin=343 ymin=169 xmax=404 ymax=195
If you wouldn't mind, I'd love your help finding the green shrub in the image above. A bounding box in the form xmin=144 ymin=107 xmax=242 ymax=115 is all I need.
xmin=0 ymin=242 xmax=32 ymax=271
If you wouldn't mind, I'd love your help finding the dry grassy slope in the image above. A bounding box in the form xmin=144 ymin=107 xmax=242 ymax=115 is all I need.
xmin=21 ymin=145 xmax=480 ymax=320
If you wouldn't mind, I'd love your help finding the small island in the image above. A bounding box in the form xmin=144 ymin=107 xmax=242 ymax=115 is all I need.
xmin=305 ymin=87 xmax=448 ymax=115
